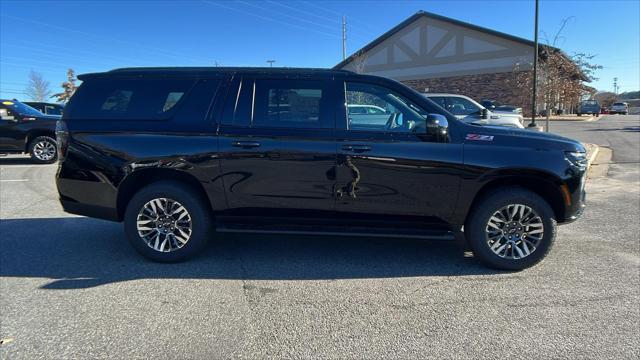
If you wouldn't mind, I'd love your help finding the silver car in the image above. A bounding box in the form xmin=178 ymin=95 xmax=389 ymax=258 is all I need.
xmin=424 ymin=93 xmax=524 ymax=128
xmin=610 ymin=102 xmax=628 ymax=115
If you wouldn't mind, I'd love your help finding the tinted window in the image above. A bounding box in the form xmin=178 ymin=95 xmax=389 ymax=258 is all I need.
xmin=345 ymin=82 xmax=426 ymax=132
xmin=253 ymin=79 xmax=328 ymax=129
xmin=445 ymin=97 xmax=481 ymax=116
xmin=428 ymin=96 xmax=447 ymax=109
xmin=67 ymin=78 xmax=195 ymax=120
xmin=44 ymin=105 xmax=63 ymax=115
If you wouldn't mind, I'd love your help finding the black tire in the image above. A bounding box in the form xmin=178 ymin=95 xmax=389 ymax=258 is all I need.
xmin=465 ymin=187 xmax=557 ymax=270
xmin=124 ymin=181 xmax=214 ymax=262
xmin=576 ymin=113 xmax=582 ymax=116
xmin=28 ymin=136 xmax=58 ymax=164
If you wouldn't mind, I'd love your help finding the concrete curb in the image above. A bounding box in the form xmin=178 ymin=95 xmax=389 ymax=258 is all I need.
xmin=585 ymin=143 xmax=600 ymax=169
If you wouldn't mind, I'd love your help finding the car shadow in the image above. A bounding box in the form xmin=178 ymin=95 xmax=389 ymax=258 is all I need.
xmin=586 ymin=126 xmax=640 ymax=132
xmin=0 ymin=217 xmax=502 ymax=289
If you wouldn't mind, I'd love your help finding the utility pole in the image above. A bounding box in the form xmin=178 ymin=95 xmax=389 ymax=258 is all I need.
xmin=528 ymin=0 xmax=542 ymax=131
xmin=267 ymin=60 xmax=275 ymax=68
xmin=342 ymin=15 xmax=347 ymax=60
xmin=613 ymin=77 xmax=618 ymax=94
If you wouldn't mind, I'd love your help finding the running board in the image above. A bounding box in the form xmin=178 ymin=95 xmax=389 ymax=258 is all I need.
xmin=216 ymin=226 xmax=456 ymax=241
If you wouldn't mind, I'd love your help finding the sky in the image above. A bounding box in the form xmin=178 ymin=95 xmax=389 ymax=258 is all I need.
xmin=1 ymin=0 xmax=639 ymax=101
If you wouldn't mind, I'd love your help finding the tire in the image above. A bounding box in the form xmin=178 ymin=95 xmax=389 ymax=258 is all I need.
xmin=576 ymin=113 xmax=581 ymax=116
xmin=124 ymin=181 xmax=214 ymax=262
xmin=28 ymin=136 xmax=57 ymax=164
xmin=465 ymin=187 xmax=557 ymax=270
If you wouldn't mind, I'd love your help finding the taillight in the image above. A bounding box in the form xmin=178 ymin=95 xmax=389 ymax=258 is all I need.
xmin=55 ymin=120 xmax=69 ymax=161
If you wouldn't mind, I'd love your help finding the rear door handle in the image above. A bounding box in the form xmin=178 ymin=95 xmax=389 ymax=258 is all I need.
xmin=232 ymin=141 xmax=261 ymax=149
xmin=342 ymin=144 xmax=372 ymax=153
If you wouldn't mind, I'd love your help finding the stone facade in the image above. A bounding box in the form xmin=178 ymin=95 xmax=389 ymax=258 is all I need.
xmin=401 ymin=71 xmax=534 ymax=116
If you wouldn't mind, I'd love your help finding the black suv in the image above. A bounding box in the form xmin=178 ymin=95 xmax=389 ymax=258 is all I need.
xmin=1 ymin=99 xmax=59 ymax=163
xmin=56 ymin=67 xmax=587 ymax=270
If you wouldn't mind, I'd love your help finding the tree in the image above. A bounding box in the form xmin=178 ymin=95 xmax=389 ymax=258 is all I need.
xmin=51 ymin=68 xmax=78 ymax=103
xmin=594 ymin=92 xmax=618 ymax=108
xmin=25 ymin=70 xmax=51 ymax=102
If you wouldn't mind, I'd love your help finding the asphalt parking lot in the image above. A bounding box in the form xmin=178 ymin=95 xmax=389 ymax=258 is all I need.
xmin=1 ymin=115 xmax=639 ymax=359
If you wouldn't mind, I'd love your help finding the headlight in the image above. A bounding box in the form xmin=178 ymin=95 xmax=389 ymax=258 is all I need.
xmin=565 ymin=151 xmax=587 ymax=168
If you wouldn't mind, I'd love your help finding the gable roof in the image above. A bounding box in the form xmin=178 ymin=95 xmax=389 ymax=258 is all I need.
xmin=334 ymin=10 xmax=540 ymax=69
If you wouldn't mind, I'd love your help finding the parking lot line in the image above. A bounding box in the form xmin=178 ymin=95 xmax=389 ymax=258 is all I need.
xmin=0 ymin=179 xmax=29 ymax=182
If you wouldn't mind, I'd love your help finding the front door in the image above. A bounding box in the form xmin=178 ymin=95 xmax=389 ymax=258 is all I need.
xmin=217 ymin=76 xmax=337 ymax=216
xmin=335 ymin=80 xmax=463 ymax=224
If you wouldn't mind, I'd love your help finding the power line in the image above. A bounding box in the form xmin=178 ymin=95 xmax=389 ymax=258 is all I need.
xmin=264 ymin=0 xmax=374 ymax=39
xmin=0 ymin=14 xmax=212 ymax=64
xmin=300 ymin=0 xmax=381 ymax=33
xmin=203 ymin=0 xmax=340 ymax=39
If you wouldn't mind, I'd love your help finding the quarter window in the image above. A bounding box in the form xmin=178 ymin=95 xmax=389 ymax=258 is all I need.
xmin=67 ymin=78 xmax=195 ymax=120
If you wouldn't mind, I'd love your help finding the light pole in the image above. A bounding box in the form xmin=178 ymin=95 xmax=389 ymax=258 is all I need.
xmin=528 ymin=0 xmax=542 ymax=131
xmin=267 ymin=60 xmax=275 ymax=68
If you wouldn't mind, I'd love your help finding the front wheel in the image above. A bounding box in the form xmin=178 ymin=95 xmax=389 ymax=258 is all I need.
xmin=124 ymin=181 xmax=214 ymax=262
xmin=465 ymin=188 xmax=557 ymax=270
xmin=28 ymin=136 xmax=57 ymax=164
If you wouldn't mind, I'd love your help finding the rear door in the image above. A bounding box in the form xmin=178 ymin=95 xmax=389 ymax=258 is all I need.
xmin=217 ymin=75 xmax=337 ymax=216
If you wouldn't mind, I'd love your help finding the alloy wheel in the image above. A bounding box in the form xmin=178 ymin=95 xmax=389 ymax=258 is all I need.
xmin=33 ymin=140 xmax=56 ymax=161
xmin=136 ymin=198 xmax=192 ymax=252
xmin=485 ymin=204 xmax=544 ymax=260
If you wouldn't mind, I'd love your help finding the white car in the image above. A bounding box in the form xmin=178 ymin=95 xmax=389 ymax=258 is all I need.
xmin=423 ymin=93 xmax=524 ymax=128
xmin=610 ymin=102 xmax=628 ymax=115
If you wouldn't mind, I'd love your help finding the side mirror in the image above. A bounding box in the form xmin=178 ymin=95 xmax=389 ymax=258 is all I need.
xmin=481 ymin=108 xmax=489 ymax=119
xmin=426 ymin=113 xmax=449 ymax=141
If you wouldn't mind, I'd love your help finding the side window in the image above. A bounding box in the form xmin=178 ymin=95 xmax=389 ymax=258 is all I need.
xmin=428 ymin=97 xmax=447 ymax=109
xmin=67 ymin=78 xmax=196 ymax=120
xmin=345 ymin=82 xmax=426 ymax=133
xmin=446 ymin=97 xmax=481 ymax=116
xmin=253 ymin=79 xmax=328 ymax=129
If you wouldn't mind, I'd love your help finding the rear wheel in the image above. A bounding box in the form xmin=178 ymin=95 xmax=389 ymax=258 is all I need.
xmin=124 ymin=181 xmax=214 ymax=262
xmin=28 ymin=136 xmax=57 ymax=164
xmin=465 ymin=188 xmax=557 ymax=270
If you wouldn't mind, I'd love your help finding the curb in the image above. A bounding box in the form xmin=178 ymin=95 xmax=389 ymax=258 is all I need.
xmin=586 ymin=144 xmax=600 ymax=169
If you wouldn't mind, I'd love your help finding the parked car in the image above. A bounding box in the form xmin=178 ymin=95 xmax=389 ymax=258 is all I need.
xmin=23 ymin=102 xmax=64 ymax=117
xmin=577 ymin=100 xmax=600 ymax=116
xmin=56 ymin=67 xmax=587 ymax=270
xmin=0 ymin=99 xmax=59 ymax=163
xmin=481 ymin=100 xmax=523 ymax=114
xmin=425 ymin=93 xmax=524 ymax=128
xmin=610 ymin=102 xmax=628 ymax=115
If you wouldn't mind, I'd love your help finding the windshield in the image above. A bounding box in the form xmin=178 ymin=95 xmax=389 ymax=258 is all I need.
xmin=613 ymin=102 xmax=625 ymax=106
xmin=582 ymin=100 xmax=598 ymax=105
xmin=1 ymin=100 xmax=43 ymax=116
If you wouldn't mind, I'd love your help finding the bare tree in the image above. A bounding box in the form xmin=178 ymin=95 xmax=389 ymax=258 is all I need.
xmin=351 ymin=50 xmax=367 ymax=74
xmin=51 ymin=68 xmax=78 ymax=103
xmin=25 ymin=70 xmax=51 ymax=102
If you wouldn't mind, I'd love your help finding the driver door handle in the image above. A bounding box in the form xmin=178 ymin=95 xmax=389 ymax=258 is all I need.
xmin=342 ymin=144 xmax=372 ymax=153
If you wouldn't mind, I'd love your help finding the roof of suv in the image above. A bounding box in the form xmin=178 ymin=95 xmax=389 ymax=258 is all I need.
xmin=79 ymin=67 xmax=355 ymax=80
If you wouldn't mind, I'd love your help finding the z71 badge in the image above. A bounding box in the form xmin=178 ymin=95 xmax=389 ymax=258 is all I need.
xmin=466 ymin=134 xmax=494 ymax=141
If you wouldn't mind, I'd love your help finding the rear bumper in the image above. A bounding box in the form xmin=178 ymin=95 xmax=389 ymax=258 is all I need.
xmin=60 ymin=198 xmax=119 ymax=222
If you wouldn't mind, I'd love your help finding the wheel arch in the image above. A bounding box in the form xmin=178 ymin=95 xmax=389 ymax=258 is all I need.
xmin=24 ymin=130 xmax=56 ymax=152
xmin=116 ymin=168 xmax=213 ymax=221
xmin=466 ymin=172 xmax=567 ymax=225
